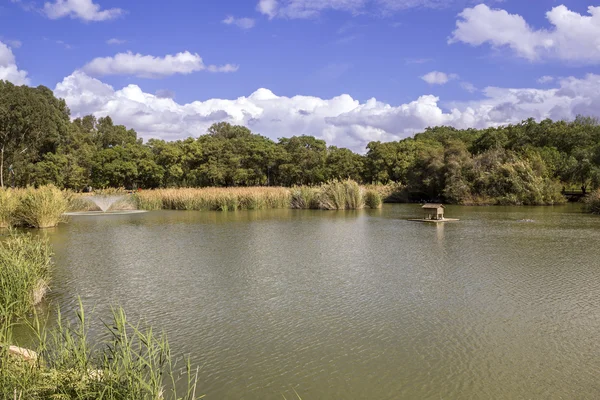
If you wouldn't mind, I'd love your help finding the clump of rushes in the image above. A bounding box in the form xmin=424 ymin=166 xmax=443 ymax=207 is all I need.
xmin=0 ymin=230 xmax=52 ymax=317
xmin=290 ymin=186 xmax=320 ymax=209
xmin=318 ymin=180 xmax=364 ymax=210
xmin=15 ymin=185 xmax=68 ymax=228
xmin=0 ymin=301 xmax=202 ymax=399
xmin=584 ymin=189 xmax=600 ymax=214
xmin=0 ymin=188 xmax=18 ymax=228
xmin=364 ymin=189 xmax=382 ymax=209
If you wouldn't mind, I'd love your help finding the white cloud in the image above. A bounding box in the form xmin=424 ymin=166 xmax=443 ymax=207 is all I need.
xmin=54 ymin=71 xmax=600 ymax=153
xmin=460 ymin=82 xmax=477 ymax=93
xmin=450 ymin=4 xmax=600 ymax=64
xmin=223 ymin=16 xmax=256 ymax=29
xmin=257 ymin=0 xmax=278 ymax=19
xmin=257 ymin=0 xmax=456 ymax=19
xmin=538 ymin=75 xmax=554 ymax=84
xmin=106 ymin=38 xmax=126 ymax=45
xmin=421 ymin=71 xmax=458 ymax=85
xmin=81 ymin=51 xmax=239 ymax=78
xmin=44 ymin=0 xmax=124 ymax=21
xmin=0 ymin=40 xmax=29 ymax=85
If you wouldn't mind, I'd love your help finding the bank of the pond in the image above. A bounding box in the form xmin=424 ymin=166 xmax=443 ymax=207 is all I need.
xmin=0 ymin=231 xmax=202 ymax=399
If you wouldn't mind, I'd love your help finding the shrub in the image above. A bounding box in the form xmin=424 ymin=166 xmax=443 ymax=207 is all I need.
xmin=584 ymin=189 xmax=600 ymax=214
xmin=15 ymin=185 xmax=68 ymax=228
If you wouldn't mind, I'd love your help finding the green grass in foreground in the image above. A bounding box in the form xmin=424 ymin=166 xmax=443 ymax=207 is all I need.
xmin=0 ymin=232 xmax=202 ymax=399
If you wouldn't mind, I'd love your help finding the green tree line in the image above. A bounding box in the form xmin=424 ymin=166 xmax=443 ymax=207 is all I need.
xmin=2 ymin=80 xmax=600 ymax=204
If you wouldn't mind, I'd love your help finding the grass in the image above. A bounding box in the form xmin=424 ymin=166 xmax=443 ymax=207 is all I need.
xmin=0 ymin=231 xmax=201 ymax=399
xmin=0 ymin=230 xmax=52 ymax=317
xmin=291 ymin=180 xmax=382 ymax=210
xmin=0 ymin=187 xmax=18 ymax=228
xmin=134 ymin=187 xmax=291 ymax=211
xmin=15 ymin=185 xmax=68 ymax=228
xmin=1 ymin=302 xmax=202 ymax=399
xmin=2 ymin=182 xmax=383 ymax=229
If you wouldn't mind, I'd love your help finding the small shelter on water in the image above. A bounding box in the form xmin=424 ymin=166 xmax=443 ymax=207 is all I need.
xmin=422 ymin=204 xmax=445 ymax=220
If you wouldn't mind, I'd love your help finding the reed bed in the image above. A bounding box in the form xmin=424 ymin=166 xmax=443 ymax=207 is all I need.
xmin=134 ymin=187 xmax=291 ymax=211
xmin=0 ymin=188 xmax=18 ymax=228
xmin=14 ymin=185 xmax=68 ymax=228
xmin=0 ymin=231 xmax=52 ymax=318
xmin=291 ymin=180 xmax=382 ymax=210
xmin=1 ymin=301 xmax=201 ymax=399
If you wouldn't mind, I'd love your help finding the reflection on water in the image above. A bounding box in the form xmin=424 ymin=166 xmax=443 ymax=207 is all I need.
xmin=34 ymin=204 xmax=600 ymax=399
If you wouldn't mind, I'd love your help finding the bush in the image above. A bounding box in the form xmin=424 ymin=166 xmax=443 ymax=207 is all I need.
xmin=15 ymin=185 xmax=68 ymax=228
xmin=584 ymin=189 xmax=600 ymax=214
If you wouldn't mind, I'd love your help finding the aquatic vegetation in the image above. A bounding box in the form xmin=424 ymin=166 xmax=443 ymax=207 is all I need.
xmin=0 ymin=188 xmax=18 ymax=228
xmin=364 ymin=189 xmax=382 ymax=209
xmin=584 ymin=189 xmax=600 ymax=214
xmin=15 ymin=185 xmax=68 ymax=228
xmin=290 ymin=186 xmax=320 ymax=209
xmin=134 ymin=187 xmax=291 ymax=211
xmin=0 ymin=231 xmax=52 ymax=317
xmin=318 ymin=180 xmax=364 ymax=210
xmin=0 ymin=301 xmax=202 ymax=399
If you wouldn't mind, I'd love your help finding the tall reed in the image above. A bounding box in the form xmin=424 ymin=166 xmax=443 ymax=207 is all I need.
xmin=290 ymin=187 xmax=320 ymax=209
xmin=0 ymin=188 xmax=18 ymax=228
xmin=1 ymin=301 xmax=202 ymax=399
xmin=134 ymin=187 xmax=291 ymax=211
xmin=15 ymin=185 xmax=68 ymax=228
xmin=364 ymin=189 xmax=383 ymax=209
xmin=318 ymin=180 xmax=365 ymax=210
xmin=0 ymin=231 xmax=52 ymax=317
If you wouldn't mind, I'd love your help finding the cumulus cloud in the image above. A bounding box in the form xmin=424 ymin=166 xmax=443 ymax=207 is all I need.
xmin=538 ymin=75 xmax=554 ymax=84
xmin=257 ymin=0 xmax=460 ymax=19
xmin=421 ymin=71 xmax=458 ymax=85
xmin=81 ymin=51 xmax=239 ymax=78
xmin=450 ymin=4 xmax=600 ymax=64
xmin=0 ymin=40 xmax=30 ymax=85
xmin=44 ymin=0 xmax=124 ymax=21
xmin=223 ymin=16 xmax=256 ymax=29
xmin=53 ymin=70 xmax=600 ymax=153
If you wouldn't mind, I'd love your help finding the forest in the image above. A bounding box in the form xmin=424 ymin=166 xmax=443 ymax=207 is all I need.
xmin=2 ymin=80 xmax=600 ymax=205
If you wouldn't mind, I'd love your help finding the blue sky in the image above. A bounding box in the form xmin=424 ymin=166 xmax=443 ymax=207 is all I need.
xmin=1 ymin=0 xmax=600 ymax=151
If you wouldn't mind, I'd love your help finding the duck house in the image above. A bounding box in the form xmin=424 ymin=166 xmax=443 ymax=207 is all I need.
xmin=409 ymin=204 xmax=459 ymax=223
xmin=422 ymin=203 xmax=445 ymax=220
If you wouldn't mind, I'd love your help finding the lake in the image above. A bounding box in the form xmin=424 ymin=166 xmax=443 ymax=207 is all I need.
xmin=42 ymin=204 xmax=600 ymax=399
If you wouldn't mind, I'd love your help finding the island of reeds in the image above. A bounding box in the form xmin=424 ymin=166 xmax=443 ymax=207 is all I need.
xmin=2 ymin=80 xmax=600 ymax=210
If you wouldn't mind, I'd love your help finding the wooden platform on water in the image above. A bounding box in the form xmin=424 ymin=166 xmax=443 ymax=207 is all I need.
xmin=408 ymin=218 xmax=460 ymax=223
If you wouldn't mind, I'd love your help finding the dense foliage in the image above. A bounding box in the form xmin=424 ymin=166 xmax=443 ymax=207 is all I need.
xmin=3 ymin=80 xmax=600 ymax=204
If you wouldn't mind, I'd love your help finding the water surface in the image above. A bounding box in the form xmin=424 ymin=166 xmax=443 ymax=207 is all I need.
xmin=43 ymin=204 xmax=600 ymax=399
